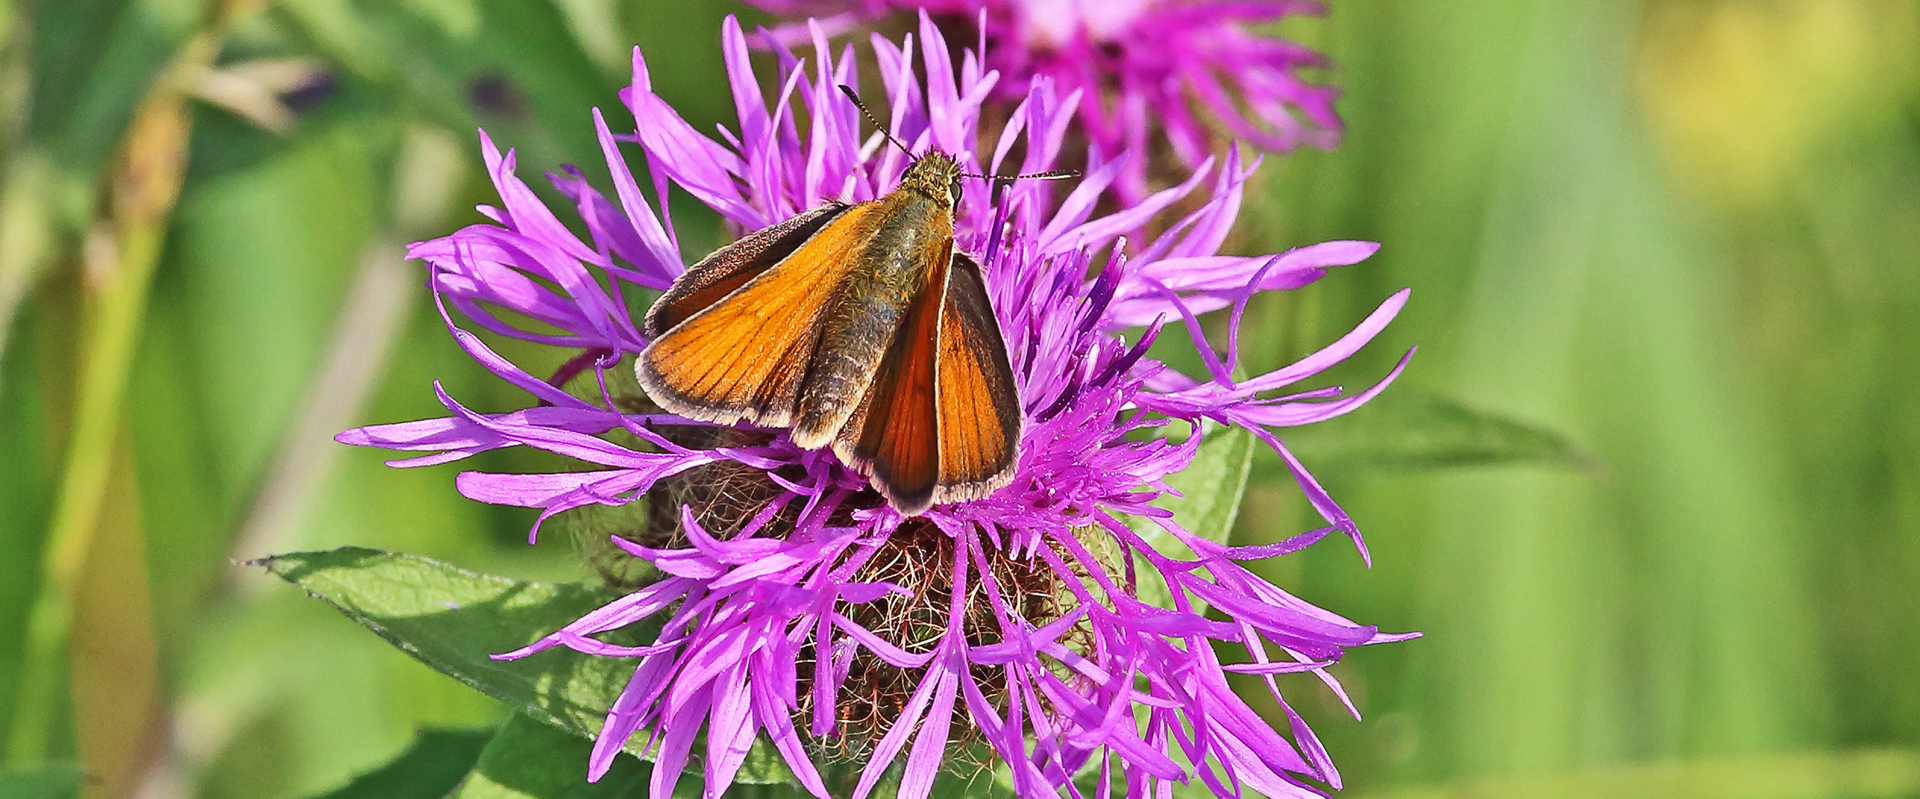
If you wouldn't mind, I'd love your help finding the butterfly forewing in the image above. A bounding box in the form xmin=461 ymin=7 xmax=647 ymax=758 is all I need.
xmin=637 ymin=203 xmax=881 ymax=427
xmin=641 ymin=203 xmax=849 ymax=339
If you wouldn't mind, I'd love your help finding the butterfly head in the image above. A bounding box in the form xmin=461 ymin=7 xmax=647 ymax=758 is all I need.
xmin=898 ymin=151 xmax=964 ymax=210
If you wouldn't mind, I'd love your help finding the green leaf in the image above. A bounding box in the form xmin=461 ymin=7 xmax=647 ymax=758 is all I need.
xmin=1150 ymin=422 xmax=1257 ymax=545
xmin=445 ymin=714 xmax=823 ymax=799
xmin=256 ymin=547 xmax=639 ymax=746
xmin=0 ymin=763 xmax=84 ymax=799
xmin=1281 ymin=389 xmax=1595 ymax=472
xmin=278 ymin=0 xmax=616 ymax=176
xmin=24 ymin=0 xmax=198 ymax=179
xmin=310 ymin=728 xmax=493 ymax=799
xmin=256 ymin=547 xmax=798 ymax=786
xmin=1118 ymin=423 xmax=1254 ymax=613
xmin=446 ymin=714 xmax=646 ymax=799
xmin=0 ymin=302 xmax=57 ymax=738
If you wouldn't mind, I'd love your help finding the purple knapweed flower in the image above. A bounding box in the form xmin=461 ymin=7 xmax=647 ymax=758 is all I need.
xmin=339 ymin=14 xmax=1413 ymax=799
xmin=744 ymin=0 xmax=1342 ymax=200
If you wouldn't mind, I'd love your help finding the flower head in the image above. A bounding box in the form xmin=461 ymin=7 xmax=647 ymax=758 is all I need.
xmin=744 ymin=0 xmax=1343 ymax=199
xmin=341 ymin=15 xmax=1412 ymax=799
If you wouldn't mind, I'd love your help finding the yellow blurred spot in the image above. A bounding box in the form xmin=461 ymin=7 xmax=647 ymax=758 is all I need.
xmin=1636 ymin=0 xmax=1919 ymax=206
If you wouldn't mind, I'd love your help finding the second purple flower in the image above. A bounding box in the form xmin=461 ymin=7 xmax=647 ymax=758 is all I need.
xmin=745 ymin=0 xmax=1344 ymax=200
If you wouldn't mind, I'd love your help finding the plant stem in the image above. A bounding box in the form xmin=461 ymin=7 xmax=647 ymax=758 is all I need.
xmin=3 ymin=27 xmax=209 ymax=764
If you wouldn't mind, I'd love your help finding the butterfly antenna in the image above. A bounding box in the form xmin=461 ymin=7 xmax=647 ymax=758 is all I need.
xmin=963 ymin=168 xmax=1078 ymax=207
xmin=838 ymin=85 xmax=914 ymax=158
xmin=977 ymin=168 xmax=1079 ymax=265
xmin=961 ymin=168 xmax=1079 ymax=183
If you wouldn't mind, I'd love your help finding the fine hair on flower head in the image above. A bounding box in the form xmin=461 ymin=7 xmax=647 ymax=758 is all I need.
xmin=742 ymin=0 xmax=1343 ymax=201
xmin=340 ymin=13 xmax=1414 ymax=799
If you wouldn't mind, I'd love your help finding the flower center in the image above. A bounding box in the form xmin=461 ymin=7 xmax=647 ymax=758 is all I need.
xmin=587 ymin=432 xmax=1118 ymax=764
xmin=793 ymin=520 xmax=1100 ymax=763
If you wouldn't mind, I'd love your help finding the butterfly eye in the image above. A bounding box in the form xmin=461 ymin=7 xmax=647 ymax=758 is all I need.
xmin=950 ymin=175 xmax=964 ymax=205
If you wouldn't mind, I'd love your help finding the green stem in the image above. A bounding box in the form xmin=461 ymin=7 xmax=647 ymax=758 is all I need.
xmin=5 ymin=222 xmax=165 ymax=763
xmin=4 ymin=0 xmax=269 ymax=764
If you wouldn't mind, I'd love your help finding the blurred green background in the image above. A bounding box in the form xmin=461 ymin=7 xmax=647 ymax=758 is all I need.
xmin=2 ymin=0 xmax=1917 ymax=797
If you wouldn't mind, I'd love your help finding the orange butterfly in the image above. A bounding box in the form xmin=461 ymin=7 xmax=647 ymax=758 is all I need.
xmin=635 ymin=131 xmax=1024 ymax=516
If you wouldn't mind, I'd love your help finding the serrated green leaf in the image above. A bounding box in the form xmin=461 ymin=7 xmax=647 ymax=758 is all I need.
xmin=309 ymin=728 xmax=493 ymax=799
xmin=255 ymin=547 xmax=635 ymax=745
xmin=0 ymin=763 xmax=84 ymax=799
xmin=257 ymin=547 xmax=799 ymax=786
xmin=1282 ymin=389 xmax=1595 ymax=472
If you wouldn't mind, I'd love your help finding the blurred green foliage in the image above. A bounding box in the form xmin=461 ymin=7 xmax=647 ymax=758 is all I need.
xmin=1 ymin=0 xmax=1916 ymax=798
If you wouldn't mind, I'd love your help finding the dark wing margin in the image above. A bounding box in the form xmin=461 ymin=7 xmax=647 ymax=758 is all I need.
xmin=640 ymin=203 xmax=850 ymax=339
xmin=930 ymin=252 xmax=1021 ymax=504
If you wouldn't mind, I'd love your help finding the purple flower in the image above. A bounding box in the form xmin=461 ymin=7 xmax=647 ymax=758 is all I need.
xmin=743 ymin=0 xmax=1342 ymax=200
xmin=340 ymin=15 xmax=1413 ymax=799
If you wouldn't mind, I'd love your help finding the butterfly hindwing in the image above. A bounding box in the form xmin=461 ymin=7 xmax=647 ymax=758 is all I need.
xmin=835 ymin=250 xmax=1021 ymax=513
xmin=833 ymin=246 xmax=949 ymax=513
xmin=932 ymin=252 xmax=1021 ymax=502
xmin=636 ymin=203 xmax=880 ymax=427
